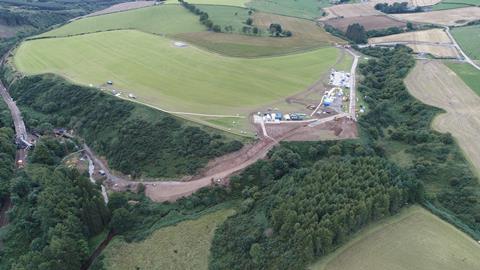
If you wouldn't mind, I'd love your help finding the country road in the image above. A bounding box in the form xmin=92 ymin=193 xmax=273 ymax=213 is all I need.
xmin=445 ymin=27 xmax=480 ymax=71
xmin=0 ymin=55 xmax=29 ymax=165
xmin=347 ymin=49 xmax=359 ymax=120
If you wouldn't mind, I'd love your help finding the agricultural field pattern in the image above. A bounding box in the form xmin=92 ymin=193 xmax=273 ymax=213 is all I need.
xmin=1 ymin=0 xmax=480 ymax=269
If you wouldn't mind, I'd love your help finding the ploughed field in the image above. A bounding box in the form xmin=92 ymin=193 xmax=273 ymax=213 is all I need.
xmin=14 ymin=30 xmax=339 ymax=116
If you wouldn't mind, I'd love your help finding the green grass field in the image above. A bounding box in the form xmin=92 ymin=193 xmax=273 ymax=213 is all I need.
xmin=310 ymin=206 xmax=480 ymax=270
xmin=102 ymin=208 xmax=234 ymax=270
xmin=432 ymin=0 xmax=479 ymax=10
xmin=14 ymin=30 xmax=339 ymax=118
xmin=166 ymin=0 xmax=248 ymax=6
xmin=246 ymin=0 xmax=331 ymax=19
xmin=445 ymin=61 xmax=480 ymax=96
xmin=452 ymin=25 xmax=480 ymax=60
xmin=37 ymin=5 xmax=205 ymax=38
xmin=198 ymin=5 xmax=251 ymax=33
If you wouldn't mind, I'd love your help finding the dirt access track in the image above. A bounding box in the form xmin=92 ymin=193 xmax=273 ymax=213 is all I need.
xmin=405 ymin=60 xmax=480 ymax=176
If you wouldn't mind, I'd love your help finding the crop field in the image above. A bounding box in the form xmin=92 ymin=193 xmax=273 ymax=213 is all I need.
xmin=310 ymin=206 xmax=480 ymax=270
xmin=14 ymin=30 xmax=339 ymax=118
xmin=165 ymin=0 xmax=247 ymax=6
xmin=405 ymin=60 xmax=480 ymax=175
xmin=369 ymin=29 xmax=451 ymax=44
xmin=325 ymin=15 xmax=405 ymax=32
xmin=37 ymin=5 xmax=205 ymax=38
xmin=445 ymin=61 xmax=480 ymax=96
xmin=408 ymin=44 xmax=459 ymax=58
xmin=102 ymin=208 xmax=235 ymax=270
xmin=393 ymin=7 xmax=480 ymax=26
xmin=320 ymin=3 xmax=381 ymax=21
xmin=174 ymin=14 xmax=345 ymax=57
xmin=432 ymin=0 xmax=479 ymax=10
xmin=246 ymin=0 xmax=330 ymax=19
xmin=82 ymin=1 xmax=155 ymax=18
xmin=452 ymin=24 xmax=480 ymax=60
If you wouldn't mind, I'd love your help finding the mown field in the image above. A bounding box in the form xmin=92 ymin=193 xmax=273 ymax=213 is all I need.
xmin=37 ymin=4 xmax=205 ymax=38
xmin=310 ymin=206 xmax=480 ymax=270
xmin=393 ymin=7 xmax=480 ymax=26
xmin=102 ymin=208 xmax=234 ymax=270
xmin=14 ymin=30 xmax=339 ymax=116
xmin=445 ymin=61 xmax=480 ymax=95
xmin=452 ymin=24 xmax=480 ymax=60
xmin=175 ymin=13 xmax=344 ymax=57
xmin=165 ymin=0 xmax=248 ymax=6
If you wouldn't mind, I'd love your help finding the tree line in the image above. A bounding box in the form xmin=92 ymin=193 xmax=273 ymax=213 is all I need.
xmin=3 ymin=74 xmax=243 ymax=179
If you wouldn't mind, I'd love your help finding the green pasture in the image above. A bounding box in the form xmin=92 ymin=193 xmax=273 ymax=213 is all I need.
xmin=165 ymin=0 xmax=247 ymax=6
xmin=102 ymin=208 xmax=234 ymax=270
xmin=432 ymin=0 xmax=479 ymax=10
xmin=452 ymin=25 xmax=480 ymax=60
xmin=310 ymin=206 xmax=480 ymax=270
xmin=198 ymin=4 xmax=251 ymax=33
xmin=445 ymin=61 xmax=480 ymax=96
xmin=14 ymin=30 xmax=339 ymax=117
xmin=37 ymin=5 xmax=205 ymax=38
xmin=246 ymin=0 xmax=331 ymax=19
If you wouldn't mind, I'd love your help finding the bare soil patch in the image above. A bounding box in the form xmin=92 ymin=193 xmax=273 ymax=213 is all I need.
xmin=325 ymin=15 xmax=405 ymax=32
xmin=405 ymin=60 xmax=480 ymax=176
xmin=393 ymin=7 xmax=480 ymax=26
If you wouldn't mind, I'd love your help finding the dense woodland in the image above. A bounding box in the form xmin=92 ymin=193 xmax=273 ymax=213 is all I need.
xmin=357 ymin=46 xmax=480 ymax=238
xmin=0 ymin=100 xmax=15 ymax=214
xmin=0 ymin=137 xmax=110 ymax=269
xmin=3 ymin=74 xmax=243 ymax=178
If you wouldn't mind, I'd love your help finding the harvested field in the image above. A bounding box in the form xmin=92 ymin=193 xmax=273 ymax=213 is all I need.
xmin=81 ymin=1 xmax=155 ymax=18
xmin=320 ymin=3 xmax=381 ymax=21
xmin=310 ymin=205 xmax=480 ymax=270
xmin=407 ymin=44 xmax=459 ymax=58
xmin=445 ymin=61 xmax=480 ymax=96
xmin=369 ymin=28 xmax=451 ymax=44
xmin=409 ymin=0 xmax=441 ymax=6
xmin=405 ymin=60 xmax=480 ymax=175
xmin=103 ymin=208 xmax=235 ymax=270
xmin=393 ymin=7 xmax=480 ymax=26
xmin=175 ymin=14 xmax=345 ymax=57
xmin=325 ymin=15 xmax=405 ymax=32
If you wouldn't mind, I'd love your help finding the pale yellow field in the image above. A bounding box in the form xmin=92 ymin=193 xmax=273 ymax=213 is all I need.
xmin=103 ymin=208 xmax=235 ymax=270
xmin=369 ymin=29 xmax=452 ymax=44
xmin=310 ymin=206 xmax=480 ymax=270
xmin=394 ymin=7 xmax=480 ymax=26
xmin=407 ymin=44 xmax=459 ymax=58
xmin=405 ymin=60 xmax=480 ymax=175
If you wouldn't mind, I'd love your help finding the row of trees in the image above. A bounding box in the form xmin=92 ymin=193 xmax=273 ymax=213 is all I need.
xmin=5 ymin=74 xmax=243 ymax=179
xmin=374 ymin=2 xmax=422 ymax=14
xmin=178 ymin=0 xmax=222 ymax=32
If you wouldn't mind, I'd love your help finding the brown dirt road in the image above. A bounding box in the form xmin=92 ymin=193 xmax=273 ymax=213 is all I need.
xmin=405 ymin=60 xmax=480 ymax=176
